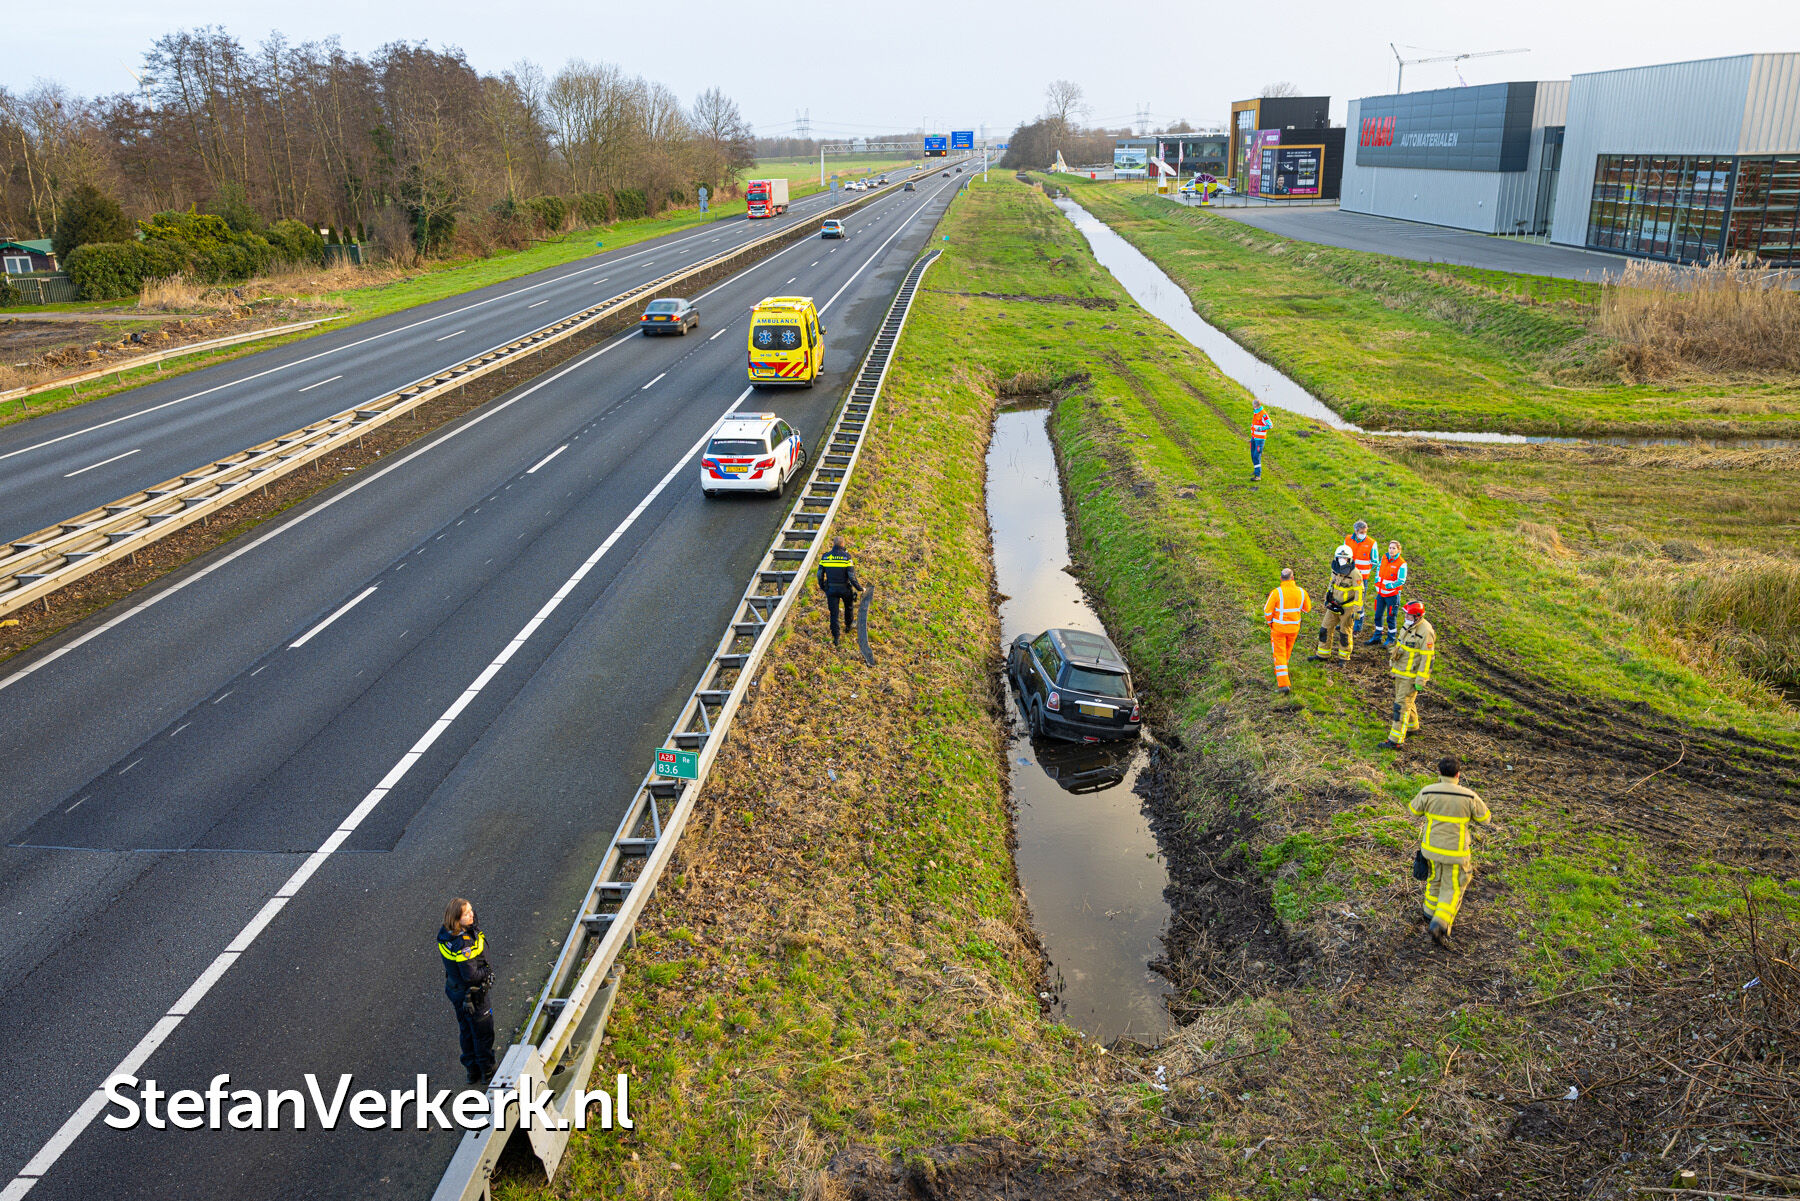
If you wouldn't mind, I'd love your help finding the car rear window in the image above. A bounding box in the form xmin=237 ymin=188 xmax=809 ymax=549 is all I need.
xmin=708 ymin=437 xmax=767 ymax=456
xmin=1062 ymin=665 xmax=1130 ymax=697
xmin=751 ymin=324 xmax=804 ymax=351
xmin=646 ymin=300 xmax=681 ymax=314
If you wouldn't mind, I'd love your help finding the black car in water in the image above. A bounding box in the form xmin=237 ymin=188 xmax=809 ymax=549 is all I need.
xmin=1007 ymin=627 xmax=1141 ymax=742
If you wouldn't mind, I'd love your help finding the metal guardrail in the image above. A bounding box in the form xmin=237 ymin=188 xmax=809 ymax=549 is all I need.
xmin=431 ymin=245 xmax=944 ymax=1200
xmin=0 ymin=165 xmax=963 ymax=623
xmin=0 ymin=319 xmax=329 ymax=406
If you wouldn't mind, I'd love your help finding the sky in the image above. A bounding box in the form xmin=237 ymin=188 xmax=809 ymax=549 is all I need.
xmin=10 ymin=0 xmax=1800 ymax=140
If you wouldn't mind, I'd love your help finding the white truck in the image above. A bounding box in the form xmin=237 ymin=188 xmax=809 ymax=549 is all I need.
xmin=745 ymin=178 xmax=790 ymax=218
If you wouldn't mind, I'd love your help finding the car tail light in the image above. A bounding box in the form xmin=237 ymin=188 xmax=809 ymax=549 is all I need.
xmin=1047 ymin=691 xmax=1060 ymax=711
xmin=754 ymin=457 xmax=775 ymax=470
xmin=1130 ymin=701 xmax=1141 ymax=723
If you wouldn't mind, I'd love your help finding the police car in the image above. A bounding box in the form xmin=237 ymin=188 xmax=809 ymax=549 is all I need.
xmin=699 ymin=412 xmax=808 ymax=498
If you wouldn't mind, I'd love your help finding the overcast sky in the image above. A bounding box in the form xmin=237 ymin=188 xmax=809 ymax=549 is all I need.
xmin=10 ymin=0 xmax=1800 ymax=138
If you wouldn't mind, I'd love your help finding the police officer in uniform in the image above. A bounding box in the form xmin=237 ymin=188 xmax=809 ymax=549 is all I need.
xmin=815 ymin=537 xmax=862 ymax=646
xmin=438 ymin=897 xmax=496 ymax=1087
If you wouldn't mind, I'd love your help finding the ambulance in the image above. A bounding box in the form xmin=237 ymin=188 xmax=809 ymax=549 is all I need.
xmin=746 ymin=296 xmax=825 ymax=387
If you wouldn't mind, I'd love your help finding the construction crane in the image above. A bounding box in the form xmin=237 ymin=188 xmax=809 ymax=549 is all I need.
xmin=1390 ymin=45 xmax=1528 ymax=93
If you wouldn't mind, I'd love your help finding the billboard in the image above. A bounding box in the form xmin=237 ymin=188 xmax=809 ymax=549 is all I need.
xmin=1245 ymin=129 xmax=1281 ymax=195
xmin=924 ymin=135 xmax=948 ymax=157
xmin=1113 ymin=146 xmax=1149 ymax=179
xmin=1257 ymin=145 xmax=1323 ymax=197
xmin=950 ymin=130 xmax=974 ymax=150
xmin=1353 ymin=82 xmax=1539 ymax=172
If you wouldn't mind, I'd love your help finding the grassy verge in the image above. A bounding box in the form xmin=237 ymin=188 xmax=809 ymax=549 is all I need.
xmin=1056 ymin=177 xmax=1800 ymax=437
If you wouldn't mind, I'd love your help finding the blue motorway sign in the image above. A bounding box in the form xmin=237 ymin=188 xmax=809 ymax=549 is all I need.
xmin=950 ymin=130 xmax=974 ymax=150
xmin=924 ymin=135 xmax=948 ymax=157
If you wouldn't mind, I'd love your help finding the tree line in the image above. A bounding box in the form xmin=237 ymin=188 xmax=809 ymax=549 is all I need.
xmin=0 ymin=27 xmax=757 ymax=289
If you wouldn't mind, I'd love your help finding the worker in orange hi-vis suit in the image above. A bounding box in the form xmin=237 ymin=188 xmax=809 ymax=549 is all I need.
xmin=1262 ymin=567 xmax=1311 ymax=695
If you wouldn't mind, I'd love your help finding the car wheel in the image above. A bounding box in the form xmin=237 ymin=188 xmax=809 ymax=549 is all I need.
xmin=678 ymin=323 xmax=688 ymax=336
xmin=1028 ymin=702 xmax=1045 ymax=737
xmin=772 ymin=468 xmax=787 ymax=499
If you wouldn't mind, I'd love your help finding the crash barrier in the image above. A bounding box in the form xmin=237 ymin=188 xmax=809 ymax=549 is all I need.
xmin=431 ymin=246 xmax=944 ymax=1200
xmin=0 ymin=319 xmax=329 ymax=407
xmin=0 ymin=161 xmax=967 ymax=623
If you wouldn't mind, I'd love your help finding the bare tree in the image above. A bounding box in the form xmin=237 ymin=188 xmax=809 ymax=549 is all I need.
xmin=1260 ymin=81 xmax=1300 ymax=98
xmin=690 ymin=86 xmax=754 ymax=191
xmin=1043 ymin=79 xmax=1086 ymax=135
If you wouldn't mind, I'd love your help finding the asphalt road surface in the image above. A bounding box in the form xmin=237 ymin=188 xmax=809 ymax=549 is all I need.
xmin=0 ymin=163 xmax=958 ymax=546
xmin=1209 ymin=204 xmax=1635 ymax=280
xmin=0 ymin=165 xmax=967 ymax=1201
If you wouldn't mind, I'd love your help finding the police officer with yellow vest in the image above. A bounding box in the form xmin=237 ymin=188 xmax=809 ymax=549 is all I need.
xmin=1312 ymin=545 xmax=1363 ymax=662
xmin=438 ymin=897 xmax=496 ymax=1086
xmin=1407 ymin=755 xmax=1491 ymax=945
xmin=816 ymin=537 xmax=862 ymax=647
xmin=1381 ymin=600 xmax=1435 ymax=748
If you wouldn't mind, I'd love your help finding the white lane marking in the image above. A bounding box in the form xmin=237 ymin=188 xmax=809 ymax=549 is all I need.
xmin=0 ymin=215 xmax=743 ymax=466
xmin=297 ymin=374 xmax=343 ymax=393
xmin=249 ymin=665 xmax=267 ymax=676
xmin=169 ymin=722 xmax=190 ymax=738
xmin=118 ymin=758 xmax=143 ymax=776
xmin=527 ymin=299 xmax=550 ymax=308
xmin=435 ymin=330 xmax=466 ymax=342
xmin=642 ymin=373 xmax=665 ymax=390
xmin=1 ymin=387 xmax=761 ymax=1196
xmin=212 ymin=691 xmax=232 ymax=704
xmin=527 ymin=445 xmax=567 ymax=474
xmin=709 ymin=328 xmax=727 ymax=341
xmin=287 ymin=585 xmax=378 ymax=649
xmin=65 ymin=796 xmax=88 ymax=814
xmin=63 ymin=448 xmax=140 ymax=478
xmin=785 ymin=277 xmax=796 ymax=284
xmin=811 ymin=260 xmax=819 ymax=267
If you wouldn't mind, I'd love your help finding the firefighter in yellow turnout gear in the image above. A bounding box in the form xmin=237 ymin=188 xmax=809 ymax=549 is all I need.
xmin=1407 ymin=755 xmax=1491 ymax=944
xmin=1380 ymin=600 xmax=1435 ymax=748
xmin=1312 ymin=545 xmax=1363 ymax=662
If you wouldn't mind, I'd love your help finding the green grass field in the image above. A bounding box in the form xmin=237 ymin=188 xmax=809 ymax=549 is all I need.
xmin=1056 ymin=177 xmax=1800 ymax=437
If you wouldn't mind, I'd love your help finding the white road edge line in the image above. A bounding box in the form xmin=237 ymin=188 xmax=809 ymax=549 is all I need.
xmin=297 ymin=374 xmax=343 ymax=393
xmin=0 ymin=385 xmax=754 ymax=1198
xmin=526 ymin=445 xmax=567 ymax=474
xmin=642 ymin=373 xmax=665 ymax=390
xmin=62 ymin=448 xmax=139 ymax=478
xmin=288 ymin=585 xmax=378 ymax=649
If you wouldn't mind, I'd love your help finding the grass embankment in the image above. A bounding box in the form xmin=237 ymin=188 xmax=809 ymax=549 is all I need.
xmin=506 ymin=176 xmax=1796 ymax=1199
xmin=1056 ymin=177 xmax=1800 ymax=437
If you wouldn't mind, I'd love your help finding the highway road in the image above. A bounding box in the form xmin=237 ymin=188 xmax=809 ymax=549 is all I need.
xmin=0 ymin=164 xmax=953 ymax=547
xmin=0 ymin=164 xmax=967 ymax=1200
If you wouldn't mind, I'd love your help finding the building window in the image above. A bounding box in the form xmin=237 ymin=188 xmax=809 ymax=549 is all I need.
xmin=1586 ymin=153 xmax=1798 ymax=266
xmin=2 ymin=256 xmax=31 ymax=275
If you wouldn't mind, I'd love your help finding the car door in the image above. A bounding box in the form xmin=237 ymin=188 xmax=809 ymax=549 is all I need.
xmin=1028 ymin=634 xmax=1061 ymax=710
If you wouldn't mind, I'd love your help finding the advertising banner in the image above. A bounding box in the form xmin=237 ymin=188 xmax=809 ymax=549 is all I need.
xmin=950 ymin=130 xmax=974 ymax=150
xmin=1353 ymin=82 xmax=1538 ymax=172
xmin=1245 ymin=130 xmax=1281 ymax=195
xmin=1112 ymin=146 xmax=1149 ymax=179
xmin=1257 ymin=145 xmax=1323 ymax=197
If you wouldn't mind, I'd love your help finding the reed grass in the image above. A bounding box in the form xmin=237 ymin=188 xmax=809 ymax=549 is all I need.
xmin=1601 ymin=257 xmax=1800 ymax=377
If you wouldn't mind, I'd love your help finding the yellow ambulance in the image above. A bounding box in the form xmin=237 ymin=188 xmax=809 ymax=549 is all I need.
xmin=746 ymin=296 xmax=825 ymax=387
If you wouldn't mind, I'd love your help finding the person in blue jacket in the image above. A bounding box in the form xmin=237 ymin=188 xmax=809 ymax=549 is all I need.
xmin=438 ymin=898 xmax=496 ymax=1087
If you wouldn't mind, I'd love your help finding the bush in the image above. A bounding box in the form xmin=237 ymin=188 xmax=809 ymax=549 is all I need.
xmin=613 ymin=189 xmax=648 ymax=220
xmin=0 ymin=276 xmax=22 ymax=307
xmin=522 ymin=195 xmax=568 ymax=232
xmin=52 ymin=183 xmax=134 ymax=262
xmin=265 ymin=219 xmax=327 ymax=266
xmin=203 ymin=183 xmax=264 ymax=233
xmin=575 ymin=192 xmax=612 ymax=226
xmin=67 ymin=241 xmax=153 ymax=300
xmin=138 ymin=210 xmax=273 ymax=283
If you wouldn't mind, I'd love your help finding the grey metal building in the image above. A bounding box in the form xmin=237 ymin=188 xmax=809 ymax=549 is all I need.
xmin=1339 ymin=82 xmax=1569 ymax=235
xmin=1553 ymin=54 xmax=1800 ymax=264
xmin=1340 ymin=54 xmax=1800 ymax=264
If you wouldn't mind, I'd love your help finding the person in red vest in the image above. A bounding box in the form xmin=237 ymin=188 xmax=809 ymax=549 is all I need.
xmin=1365 ymin=540 xmax=1409 ymax=646
xmin=1249 ymin=400 xmax=1271 ymax=480
xmin=1261 ymin=567 xmax=1311 ymax=694
xmin=1345 ymin=520 xmax=1378 ymax=635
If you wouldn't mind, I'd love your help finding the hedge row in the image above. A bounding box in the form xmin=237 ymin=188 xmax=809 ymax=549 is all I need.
xmin=64 ymin=211 xmax=327 ymax=300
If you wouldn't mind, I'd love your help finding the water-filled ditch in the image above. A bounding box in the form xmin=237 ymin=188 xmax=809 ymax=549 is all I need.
xmin=987 ymin=406 xmax=1172 ymax=1046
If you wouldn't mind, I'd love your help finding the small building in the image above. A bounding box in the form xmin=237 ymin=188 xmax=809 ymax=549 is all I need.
xmin=1115 ymin=134 xmax=1229 ymax=178
xmin=1339 ymin=82 xmax=1570 ymax=235
xmin=1228 ymin=95 xmax=1331 ymax=186
xmin=1 ymin=239 xmax=58 ymax=275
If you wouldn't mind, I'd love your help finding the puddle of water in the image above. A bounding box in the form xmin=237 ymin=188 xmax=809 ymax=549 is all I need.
xmin=988 ymin=407 xmax=1173 ymax=1046
xmin=1052 ymin=198 xmax=1798 ymax=452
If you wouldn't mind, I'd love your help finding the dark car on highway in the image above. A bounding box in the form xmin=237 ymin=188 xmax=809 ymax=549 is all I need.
xmin=639 ymin=296 xmax=698 ymax=335
xmin=903 ymin=181 xmax=916 ymax=191
xmin=1008 ymin=627 xmax=1142 ymax=742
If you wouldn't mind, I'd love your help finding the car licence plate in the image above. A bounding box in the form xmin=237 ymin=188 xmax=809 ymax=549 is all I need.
xmin=1077 ymin=703 xmax=1113 ymax=718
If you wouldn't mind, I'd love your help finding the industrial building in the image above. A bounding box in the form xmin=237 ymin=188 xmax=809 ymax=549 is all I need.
xmin=1228 ymin=95 xmax=1332 ymax=187
xmin=1114 ymin=134 xmax=1229 ymax=178
xmin=1340 ymin=54 xmax=1800 ymax=265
